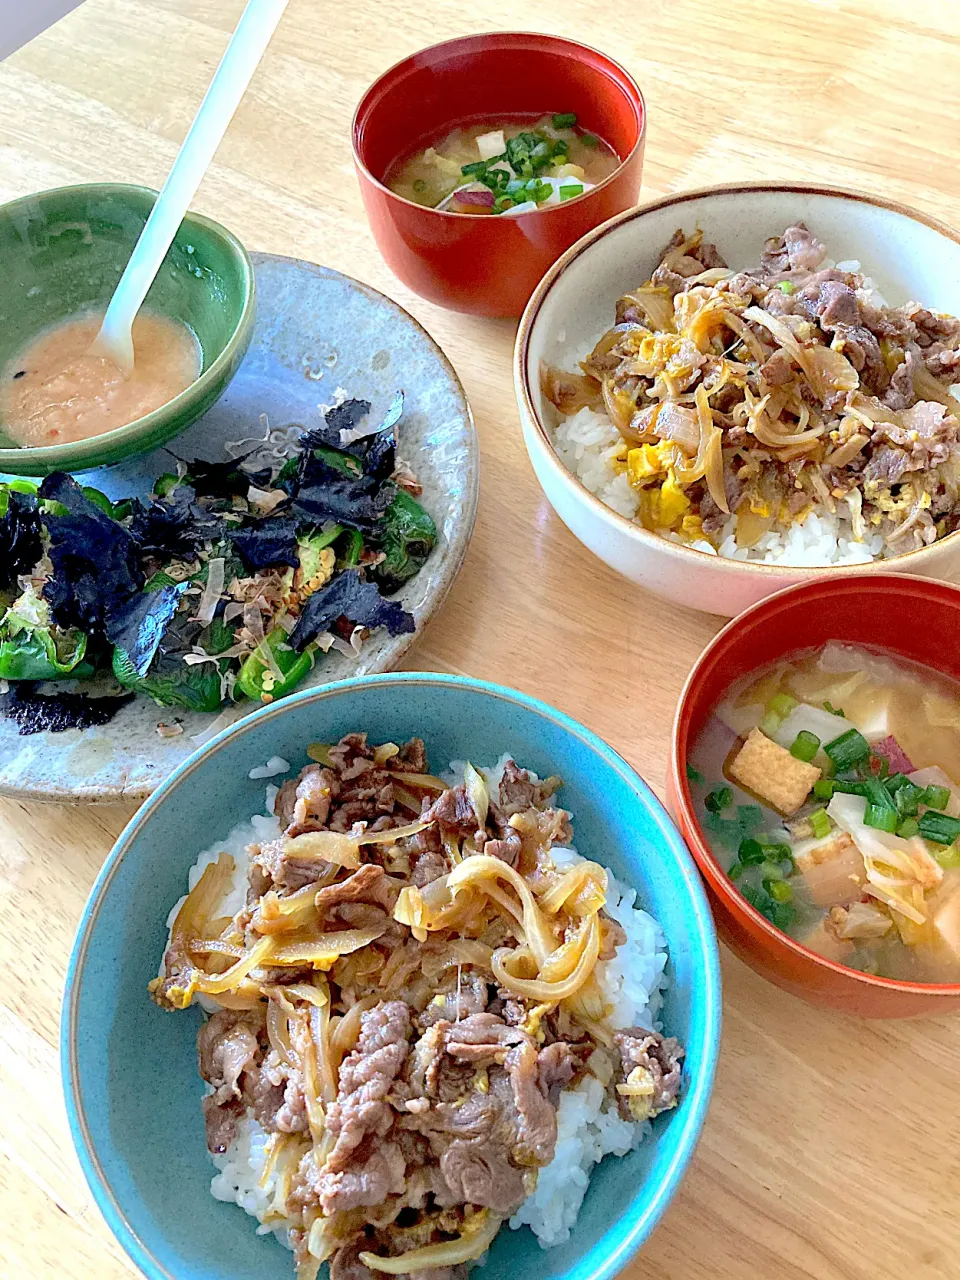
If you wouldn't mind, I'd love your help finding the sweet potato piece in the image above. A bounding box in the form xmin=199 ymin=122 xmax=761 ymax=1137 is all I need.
xmin=728 ymin=728 xmax=821 ymax=815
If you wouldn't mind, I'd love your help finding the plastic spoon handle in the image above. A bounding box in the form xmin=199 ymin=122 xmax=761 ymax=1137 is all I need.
xmin=92 ymin=0 xmax=288 ymax=374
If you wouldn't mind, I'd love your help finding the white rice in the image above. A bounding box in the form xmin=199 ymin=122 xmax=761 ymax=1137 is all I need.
xmin=181 ymin=759 xmax=671 ymax=1254
xmin=552 ymin=404 xmax=885 ymax=567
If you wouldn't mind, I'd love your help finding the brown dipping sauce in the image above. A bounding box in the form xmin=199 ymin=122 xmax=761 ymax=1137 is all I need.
xmin=1 ymin=310 xmax=202 ymax=447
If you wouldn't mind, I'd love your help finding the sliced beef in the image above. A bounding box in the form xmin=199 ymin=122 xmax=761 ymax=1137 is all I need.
xmin=882 ymin=345 xmax=921 ymax=410
xmin=396 ymin=737 xmax=428 ymax=774
xmin=537 ymin=1041 xmax=579 ymax=1103
xmin=481 ymin=827 xmax=523 ymax=866
xmin=197 ymin=1008 xmax=261 ymax=1104
xmin=442 ymin=1013 xmax=529 ymax=1063
xmin=614 ymin=1029 xmax=684 ymax=1122
xmin=251 ymin=1069 xmax=308 ymax=1134
xmin=278 ymin=764 xmax=340 ymax=836
xmin=197 ymin=1008 xmax=264 ymax=1154
xmin=760 ymin=222 xmax=826 ymax=276
xmin=419 ymin=973 xmax=489 ymax=1028
xmin=439 ymin=1139 xmax=527 ymax=1214
xmin=422 ymin=784 xmax=481 ymax=836
xmin=330 ymin=1242 xmax=375 ymax=1280
xmin=315 ymin=864 xmax=398 ymax=915
xmin=497 ymin=760 xmax=559 ymax=817
xmin=504 ymin=1040 xmax=557 ymax=1165
xmin=251 ymin=836 xmax=326 ymax=892
xmin=759 ymin=349 xmax=796 ymax=387
xmin=862 ymin=445 xmax=911 ymax=487
xmin=813 ymin=280 xmax=859 ymax=330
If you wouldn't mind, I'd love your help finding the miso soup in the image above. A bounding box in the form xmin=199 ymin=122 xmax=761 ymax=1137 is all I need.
xmin=689 ymin=642 xmax=960 ymax=984
xmin=386 ymin=112 xmax=620 ymax=215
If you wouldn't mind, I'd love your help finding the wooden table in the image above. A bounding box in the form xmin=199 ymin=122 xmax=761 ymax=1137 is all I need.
xmin=2 ymin=2 xmax=959 ymax=1276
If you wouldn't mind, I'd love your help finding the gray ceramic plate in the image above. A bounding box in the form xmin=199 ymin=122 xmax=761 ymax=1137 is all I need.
xmin=0 ymin=254 xmax=478 ymax=802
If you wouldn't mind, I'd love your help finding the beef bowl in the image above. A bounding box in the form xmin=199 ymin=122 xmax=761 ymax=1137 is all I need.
xmin=516 ymin=183 xmax=960 ymax=615
xmin=64 ymin=673 xmax=720 ymax=1280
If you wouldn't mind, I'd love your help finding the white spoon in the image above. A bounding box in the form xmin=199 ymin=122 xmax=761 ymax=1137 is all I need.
xmin=91 ymin=0 xmax=288 ymax=375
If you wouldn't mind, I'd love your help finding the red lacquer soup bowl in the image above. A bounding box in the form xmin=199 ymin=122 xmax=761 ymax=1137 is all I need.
xmin=668 ymin=573 xmax=960 ymax=1018
xmin=352 ymin=32 xmax=645 ymax=318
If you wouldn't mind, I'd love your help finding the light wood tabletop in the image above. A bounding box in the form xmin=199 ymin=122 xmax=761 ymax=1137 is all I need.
xmin=2 ymin=1 xmax=959 ymax=1277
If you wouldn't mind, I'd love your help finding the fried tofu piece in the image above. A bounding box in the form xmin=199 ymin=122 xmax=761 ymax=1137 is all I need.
xmin=794 ymin=832 xmax=866 ymax=907
xmin=728 ymin=728 xmax=821 ymax=815
xmin=799 ymin=918 xmax=855 ymax=965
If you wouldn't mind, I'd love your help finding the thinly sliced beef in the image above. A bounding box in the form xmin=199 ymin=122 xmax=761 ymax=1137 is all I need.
xmin=423 ymin=784 xmax=480 ymax=836
xmin=614 ymin=1029 xmax=684 ymax=1122
xmin=315 ymin=864 xmax=398 ymax=914
xmin=439 ymin=1139 xmax=526 ymax=1214
xmin=419 ymin=973 xmax=489 ymax=1028
xmin=497 ymin=760 xmax=558 ymax=817
xmin=197 ymin=1009 xmax=261 ymax=1104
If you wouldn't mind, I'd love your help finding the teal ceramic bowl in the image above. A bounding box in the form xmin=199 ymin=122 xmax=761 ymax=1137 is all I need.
xmin=63 ymin=673 xmax=721 ymax=1280
xmin=0 ymin=183 xmax=254 ymax=475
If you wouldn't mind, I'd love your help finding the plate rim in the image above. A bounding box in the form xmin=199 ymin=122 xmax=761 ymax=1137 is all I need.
xmin=0 ymin=253 xmax=479 ymax=803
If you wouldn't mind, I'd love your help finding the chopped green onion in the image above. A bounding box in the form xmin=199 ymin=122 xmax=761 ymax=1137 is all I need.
xmin=813 ymin=779 xmax=836 ymax=801
xmin=790 ymin=730 xmax=820 ymax=763
xmin=766 ymin=878 xmax=794 ymax=903
xmin=894 ymin=781 xmax=922 ymax=818
xmin=769 ymin=692 xmax=798 ymax=718
xmin=759 ymin=709 xmax=782 ymax=737
xmin=737 ymin=838 xmax=766 ymax=866
xmin=884 ymin=772 xmax=909 ymax=795
xmin=810 ymin=808 xmax=831 ymax=839
xmin=770 ymin=901 xmax=797 ymax=929
xmin=823 ymin=701 xmax=845 ymax=716
xmin=580 ymin=132 xmax=598 ymax=147
xmin=824 ymin=727 xmax=871 ymax=770
xmin=863 ymin=777 xmax=898 ymax=831
xmin=686 ymin=763 xmax=704 ymax=785
xmin=412 ymin=178 xmax=427 ymax=193
xmin=559 ymin=182 xmax=584 ymax=201
xmin=831 ymin=779 xmax=868 ymax=796
xmin=934 ymin=840 xmax=960 ymax=869
xmin=778 ymin=281 xmax=795 ymax=295
xmin=461 ymin=160 xmax=488 ymax=177
xmin=918 ymin=811 xmax=960 ymax=845
xmin=705 ymin=786 xmax=733 ymax=813
xmin=920 ymin=784 xmax=951 ymax=812
xmin=896 ymin=817 xmax=920 ymax=839
xmin=551 ymin=112 xmax=577 ymax=129
xmin=729 ymin=861 xmax=744 ymax=880
xmin=758 ymin=859 xmax=786 ymax=882
xmin=737 ymin=804 xmax=764 ymax=832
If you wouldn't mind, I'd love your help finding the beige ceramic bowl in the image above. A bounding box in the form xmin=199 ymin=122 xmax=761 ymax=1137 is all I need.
xmin=515 ymin=182 xmax=960 ymax=616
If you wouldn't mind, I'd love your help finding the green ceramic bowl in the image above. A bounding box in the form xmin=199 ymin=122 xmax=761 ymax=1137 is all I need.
xmin=0 ymin=183 xmax=255 ymax=475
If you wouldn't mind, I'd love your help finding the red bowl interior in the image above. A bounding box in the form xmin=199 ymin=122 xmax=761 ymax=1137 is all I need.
xmin=670 ymin=572 xmax=960 ymax=1017
xmin=352 ymin=33 xmax=645 ymax=317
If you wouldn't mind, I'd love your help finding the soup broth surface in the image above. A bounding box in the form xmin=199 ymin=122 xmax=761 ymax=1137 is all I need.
xmin=387 ymin=113 xmax=619 ymax=214
xmin=1 ymin=309 xmax=201 ymax=447
xmin=689 ymin=642 xmax=960 ymax=984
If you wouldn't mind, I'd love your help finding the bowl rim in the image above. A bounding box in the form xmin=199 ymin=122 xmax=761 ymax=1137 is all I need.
xmin=670 ymin=570 xmax=960 ymax=997
xmin=515 ymin=179 xmax=960 ymax=576
xmin=62 ymin=670 xmax=722 ymax=1280
xmin=351 ymin=30 xmax=646 ymax=223
xmin=0 ymin=181 xmax=255 ymax=467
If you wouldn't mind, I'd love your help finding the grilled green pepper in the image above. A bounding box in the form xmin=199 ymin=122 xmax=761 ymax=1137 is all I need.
xmin=370 ymin=490 xmax=437 ymax=591
xmin=236 ymin=626 xmax=315 ymax=704
xmin=0 ymin=627 xmax=94 ymax=680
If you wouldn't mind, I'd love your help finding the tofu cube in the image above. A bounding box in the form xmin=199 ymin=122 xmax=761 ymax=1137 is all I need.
xmin=727 ymin=728 xmax=821 ymax=815
xmin=934 ymin=889 xmax=960 ymax=962
xmin=798 ymin=918 xmax=855 ymax=965
xmin=793 ymin=833 xmax=866 ymax=907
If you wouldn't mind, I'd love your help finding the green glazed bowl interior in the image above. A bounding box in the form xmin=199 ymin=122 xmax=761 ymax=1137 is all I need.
xmin=0 ymin=183 xmax=254 ymax=475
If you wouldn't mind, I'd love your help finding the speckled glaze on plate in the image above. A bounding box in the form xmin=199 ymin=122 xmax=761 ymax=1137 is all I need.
xmin=0 ymin=253 xmax=478 ymax=802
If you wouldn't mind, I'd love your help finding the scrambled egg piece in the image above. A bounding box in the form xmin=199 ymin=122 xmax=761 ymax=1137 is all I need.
xmin=627 ymin=443 xmax=691 ymax=531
